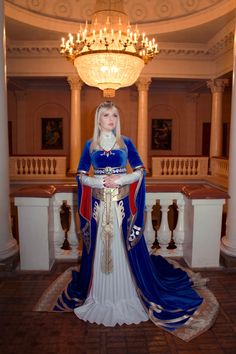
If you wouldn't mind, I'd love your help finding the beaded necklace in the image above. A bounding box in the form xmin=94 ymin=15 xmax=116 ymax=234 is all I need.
xmin=98 ymin=140 xmax=116 ymax=157
xmin=98 ymin=133 xmax=117 ymax=157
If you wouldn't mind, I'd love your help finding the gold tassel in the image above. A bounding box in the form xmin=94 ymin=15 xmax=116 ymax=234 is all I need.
xmin=101 ymin=189 xmax=113 ymax=274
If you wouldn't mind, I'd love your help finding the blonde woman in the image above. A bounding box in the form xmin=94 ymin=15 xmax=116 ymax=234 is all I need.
xmin=54 ymin=101 xmax=218 ymax=341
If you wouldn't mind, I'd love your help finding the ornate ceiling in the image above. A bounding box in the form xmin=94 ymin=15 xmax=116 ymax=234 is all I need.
xmin=4 ymin=0 xmax=233 ymax=23
xmin=5 ymin=0 xmax=236 ymax=41
xmin=4 ymin=0 xmax=236 ymax=80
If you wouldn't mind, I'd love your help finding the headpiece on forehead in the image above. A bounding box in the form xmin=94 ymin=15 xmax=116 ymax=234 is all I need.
xmin=96 ymin=100 xmax=116 ymax=113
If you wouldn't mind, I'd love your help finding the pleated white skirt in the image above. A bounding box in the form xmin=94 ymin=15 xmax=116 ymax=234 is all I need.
xmin=74 ymin=201 xmax=148 ymax=326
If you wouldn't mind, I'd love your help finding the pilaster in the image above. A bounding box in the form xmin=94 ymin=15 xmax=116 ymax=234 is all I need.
xmin=67 ymin=75 xmax=83 ymax=175
xmin=135 ymin=77 xmax=151 ymax=171
xmin=207 ymin=79 xmax=229 ymax=158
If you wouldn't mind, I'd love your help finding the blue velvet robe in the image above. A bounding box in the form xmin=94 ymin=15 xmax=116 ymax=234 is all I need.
xmin=54 ymin=136 xmax=203 ymax=333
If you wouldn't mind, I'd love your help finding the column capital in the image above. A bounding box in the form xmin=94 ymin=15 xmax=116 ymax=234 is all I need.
xmin=67 ymin=76 xmax=83 ymax=91
xmin=136 ymin=77 xmax=152 ymax=92
xmin=207 ymin=79 xmax=229 ymax=93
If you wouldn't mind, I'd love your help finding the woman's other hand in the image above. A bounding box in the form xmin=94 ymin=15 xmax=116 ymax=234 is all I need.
xmin=103 ymin=174 xmax=120 ymax=188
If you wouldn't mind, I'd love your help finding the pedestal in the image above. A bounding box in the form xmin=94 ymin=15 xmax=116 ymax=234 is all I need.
xmin=14 ymin=197 xmax=55 ymax=271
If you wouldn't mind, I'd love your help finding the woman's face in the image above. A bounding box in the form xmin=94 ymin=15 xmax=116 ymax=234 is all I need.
xmin=99 ymin=108 xmax=118 ymax=133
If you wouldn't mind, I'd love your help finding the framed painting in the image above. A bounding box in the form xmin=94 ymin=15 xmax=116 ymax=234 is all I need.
xmin=151 ymin=118 xmax=172 ymax=150
xmin=41 ymin=117 xmax=63 ymax=149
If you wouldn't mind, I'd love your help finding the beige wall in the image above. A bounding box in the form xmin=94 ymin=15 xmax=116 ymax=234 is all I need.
xmin=7 ymin=78 xmax=231 ymax=169
xmin=8 ymin=82 xmax=70 ymax=159
xmin=148 ymin=88 xmax=213 ymax=163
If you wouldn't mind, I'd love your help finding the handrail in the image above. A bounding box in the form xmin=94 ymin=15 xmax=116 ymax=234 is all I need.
xmin=152 ymin=156 xmax=209 ymax=178
xmin=13 ymin=182 xmax=228 ymax=270
xmin=9 ymin=156 xmax=67 ymax=179
xmin=210 ymin=157 xmax=228 ymax=178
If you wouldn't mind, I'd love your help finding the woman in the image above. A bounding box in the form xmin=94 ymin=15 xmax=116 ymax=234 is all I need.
xmin=54 ymin=101 xmax=218 ymax=341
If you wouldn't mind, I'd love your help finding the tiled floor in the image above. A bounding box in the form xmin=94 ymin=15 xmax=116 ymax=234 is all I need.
xmin=0 ymin=262 xmax=236 ymax=354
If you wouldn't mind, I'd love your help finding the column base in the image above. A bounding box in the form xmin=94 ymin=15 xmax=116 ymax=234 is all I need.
xmin=0 ymin=238 xmax=18 ymax=260
xmin=220 ymin=252 xmax=236 ymax=268
xmin=0 ymin=251 xmax=19 ymax=272
xmin=221 ymin=236 xmax=236 ymax=258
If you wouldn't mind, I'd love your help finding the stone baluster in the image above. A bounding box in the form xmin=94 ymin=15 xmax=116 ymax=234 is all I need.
xmin=52 ymin=193 xmax=80 ymax=259
xmin=173 ymin=198 xmax=185 ymax=253
xmin=163 ymin=160 xmax=168 ymax=175
xmin=157 ymin=198 xmax=172 ymax=249
xmin=176 ymin=159 xmax=180 ymax=175
xmin=51 ymin=198 xmax=65 ymax=258
xmin=144 ymin=204 xmax=155 ymax=250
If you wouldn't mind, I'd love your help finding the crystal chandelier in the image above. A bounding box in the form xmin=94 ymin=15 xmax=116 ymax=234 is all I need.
xmin=60 ymin=0 xmax=159 ymax=97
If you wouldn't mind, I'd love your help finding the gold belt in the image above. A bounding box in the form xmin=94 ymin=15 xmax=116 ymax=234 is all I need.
xmin=93 ymin=185 xmax=129 ymax=202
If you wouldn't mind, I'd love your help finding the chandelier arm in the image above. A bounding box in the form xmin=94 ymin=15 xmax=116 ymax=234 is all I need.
xmin=59 ymin=0 xmax=159 ymax=95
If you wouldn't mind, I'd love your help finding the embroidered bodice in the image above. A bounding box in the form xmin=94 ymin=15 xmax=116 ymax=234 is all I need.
xmin=91 ymin=148 xmax=127 ymax=170
xmin=91 ymin=132 xmax=127 ymax=170
xmin=77 ymin=135 xmax=143 ymax=175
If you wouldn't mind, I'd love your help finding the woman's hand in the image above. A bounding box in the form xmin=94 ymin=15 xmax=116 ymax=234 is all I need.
xmin=103 ymin=174 xmax=120 ymax=188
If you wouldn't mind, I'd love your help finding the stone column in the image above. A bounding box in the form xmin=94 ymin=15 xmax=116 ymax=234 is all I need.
xmin=207 ymin=79 xmax=228 ymax=158
xmin=0 ymin=2 xmax=18 ymax=261
xmin=221 ymin=23 xmax=236 ymax=259
xmin=136 ymin=77 xmax=151 ymax=171
xmin=67 ymin=76 xmax=83 ymax=175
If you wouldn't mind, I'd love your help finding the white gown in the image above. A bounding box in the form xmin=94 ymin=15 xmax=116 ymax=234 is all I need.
xmin=74 ymin=132 xmax=148 ymax=326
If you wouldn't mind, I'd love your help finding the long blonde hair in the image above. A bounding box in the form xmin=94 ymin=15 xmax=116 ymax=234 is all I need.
xmin=91 ymin=101 xmax=124 ymax=150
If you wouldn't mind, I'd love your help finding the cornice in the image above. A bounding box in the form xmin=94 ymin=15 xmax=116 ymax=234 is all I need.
xmin=6 ymin=29 xmax=234 ymax=61
xmin=207 ymin=18 xmax=235 ymax=58
xmin=6 ymin=42 xmax=60 ymax=58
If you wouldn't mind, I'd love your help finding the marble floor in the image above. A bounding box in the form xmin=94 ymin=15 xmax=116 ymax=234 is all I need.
xmin=0 ymin=261 xmax=236 ymax=354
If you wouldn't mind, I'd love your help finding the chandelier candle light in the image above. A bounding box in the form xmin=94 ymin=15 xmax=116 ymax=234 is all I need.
xmin=60 ymin=0 xmax=159 ymax=97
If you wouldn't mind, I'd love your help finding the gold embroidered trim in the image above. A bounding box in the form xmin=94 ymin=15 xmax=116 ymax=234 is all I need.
xmin=93 ymin=185 xmax=129 ymax=202
xmin=101 ymin=189 xmax=113 ymax=274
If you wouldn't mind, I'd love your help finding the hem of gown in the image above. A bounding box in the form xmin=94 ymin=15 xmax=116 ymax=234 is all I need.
xmin=74 ymin=310 xmax=149 ymax=327
xmin=34 ymin=264 xmax=219 ymax=342
xmin=34 ymin=266 xmax=78 ymax=312
xmin=74 ymin=296 xmax=149 ymax=327
xmin=164 ymin=288 xmax=219 ymax=342
xmin=148 ymin=259 xmax=220 ymax=342
xmin=73 ymin=317 xmax=149 ymax=327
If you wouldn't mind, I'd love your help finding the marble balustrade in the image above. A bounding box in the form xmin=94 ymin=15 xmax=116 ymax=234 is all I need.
xmin=152 ymin=156 xmax=209 ymax=178
xmin=12 ymin=182 xmax=228 ymax=271
xmin=9 ymin=156 xmax=67 ymax=179
xmin=9 ymin=156 xmax=229 ymax=184
xmin=210 ymin=157 xmax=228 ymax=178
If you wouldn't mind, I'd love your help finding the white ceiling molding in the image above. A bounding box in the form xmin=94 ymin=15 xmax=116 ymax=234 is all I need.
xmin=5 ymin=0 xmax=236 ymax=36
xmin=5 ymin=0 xmax=235 ymax=79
